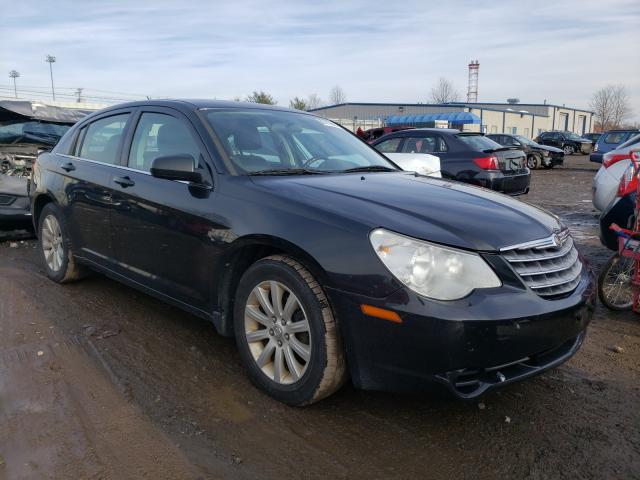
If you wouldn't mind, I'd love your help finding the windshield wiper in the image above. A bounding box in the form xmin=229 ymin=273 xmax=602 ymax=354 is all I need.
xmin=341 ymin=165 xmax=397 ymax=173
xmin=248 ymin=168 xmax=329 ymax=176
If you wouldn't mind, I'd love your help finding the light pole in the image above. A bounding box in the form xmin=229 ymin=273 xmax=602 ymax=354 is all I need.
xmin=45 ymin=55 xmax=56 ymax=102
xmin=8 ymin=70 xmax=20 ymax=98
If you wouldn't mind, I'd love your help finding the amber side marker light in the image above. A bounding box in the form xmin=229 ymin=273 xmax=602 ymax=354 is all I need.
xmin=360 ymin=304 xmax=402 ymax=324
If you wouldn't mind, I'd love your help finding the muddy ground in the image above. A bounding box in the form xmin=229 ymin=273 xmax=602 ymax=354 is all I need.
xmin=1 ymin=155 xmax=638 ymax=480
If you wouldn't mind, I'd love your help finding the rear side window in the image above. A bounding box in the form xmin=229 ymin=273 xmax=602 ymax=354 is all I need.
xmin=128 ymin=113 xmax=201 ymax=172
xmin=603 ymin=132 xmax=628 ymax=144
xmin=456 ymin=134 xmax=502 ymax=151
xmin=375 ymin=138 xmax=401 ymax=153
xmin=78 ymin=114 xmax=129 ymax=164
xmin=401 ymin=136 xmax=448 ymax=153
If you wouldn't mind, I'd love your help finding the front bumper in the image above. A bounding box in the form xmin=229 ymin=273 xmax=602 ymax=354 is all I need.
xmin=327 ymin=261 xmax=595 ymax=398
xmin=476 ymin=171 xmax=531 ymax=196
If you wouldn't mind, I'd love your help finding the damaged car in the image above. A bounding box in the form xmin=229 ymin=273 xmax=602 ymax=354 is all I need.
xmin=0 ymin=100 xmax=91 ymax=227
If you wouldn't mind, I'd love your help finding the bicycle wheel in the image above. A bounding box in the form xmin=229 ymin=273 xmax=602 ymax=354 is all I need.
xmin=598 ymin=253 xmax=634 ymax=311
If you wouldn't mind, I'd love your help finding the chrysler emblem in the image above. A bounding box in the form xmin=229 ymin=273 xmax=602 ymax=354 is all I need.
xmin=552 ymin=234 xmax=562 ymax=247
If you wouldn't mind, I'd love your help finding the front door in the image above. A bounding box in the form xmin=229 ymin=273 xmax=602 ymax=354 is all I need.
xmin=109 ymin=108 xmax=222 ymax=312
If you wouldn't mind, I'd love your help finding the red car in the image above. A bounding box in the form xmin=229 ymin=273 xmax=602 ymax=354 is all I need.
xmin=359 ymin=126 xmax=413 ymax=143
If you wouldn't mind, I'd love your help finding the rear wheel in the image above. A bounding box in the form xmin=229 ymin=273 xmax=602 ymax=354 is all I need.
xmin=37 ymin=203 xmax=86 ymax=283
xmin=598 ymin=253 xmax=634 ymax=311
xmin=234 ymin=255 xmax=347 ymax=405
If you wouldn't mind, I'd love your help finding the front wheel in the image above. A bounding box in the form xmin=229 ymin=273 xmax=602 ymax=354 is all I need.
xmin=598 ymin=253 xmax=634 ymax=311
xmin=563 ymin=145 xmax=574 ymax=155
xmin=527 ymin=155 xmax=538 ymax=170
xmin=234 ymin=255 xmax=347 ymax=405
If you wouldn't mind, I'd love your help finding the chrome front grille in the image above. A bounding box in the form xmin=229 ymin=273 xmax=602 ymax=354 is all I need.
xmin=501 ymin=230 xmax=582 ymax=298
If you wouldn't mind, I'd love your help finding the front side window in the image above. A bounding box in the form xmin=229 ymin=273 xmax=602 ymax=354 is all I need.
xmin=79 ymin=114 xmax=129 ymax=165
xmin=128 ymin=113 xmax=201 ymax=172
xmin=204 ymin=109 xmax=395 ymax=174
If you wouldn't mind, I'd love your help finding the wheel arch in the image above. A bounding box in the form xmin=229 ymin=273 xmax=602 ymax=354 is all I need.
xmin=215 ymin=235 xmax=331 ymax=337
xmin=31 ymin=193 xmax=57 ymax=233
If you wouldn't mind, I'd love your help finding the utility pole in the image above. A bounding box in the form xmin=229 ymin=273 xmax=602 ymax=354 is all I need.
xmin=75 ymin=87 xmax=83 ymax=103
xmin=45 ymin=55 xmax=56 ymax=102
xmin=8 ymin=70 xmax=20 ymax=98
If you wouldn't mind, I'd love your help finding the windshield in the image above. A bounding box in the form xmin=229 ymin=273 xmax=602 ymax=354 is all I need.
xmin=567 ymin=133 xmax=583 ymax=141
xmin=515 ymin=135 xmax=538 ymax=146
xmin=456 ymin=134 xmax=503 ymax=151
xmin=0 ymin=121 xmax=71 ymax=146
xmin=203 ymin=109 xmax=396 ymax=174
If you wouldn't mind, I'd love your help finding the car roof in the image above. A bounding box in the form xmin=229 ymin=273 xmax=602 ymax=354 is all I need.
xmin=95 ymin=99 xmax=306 ymax=114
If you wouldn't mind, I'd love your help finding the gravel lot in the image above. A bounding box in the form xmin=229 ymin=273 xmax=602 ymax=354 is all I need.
xmin=1 ymin=155 xmax=638 ymax=479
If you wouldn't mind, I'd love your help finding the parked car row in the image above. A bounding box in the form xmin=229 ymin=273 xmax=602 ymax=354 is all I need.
xmin=487 ymin=133 xmax=564 ymax=170
xmin=534 ymin=131 xmax=593 ymax=155
xmin=29 ymin=100 xmax=595 ymax=405
xmin=371 ymin=128 xmax=530 ymax=195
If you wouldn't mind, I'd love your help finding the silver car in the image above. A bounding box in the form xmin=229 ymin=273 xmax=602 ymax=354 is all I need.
xmin=592 ymin=134 xmax=640 ymax=211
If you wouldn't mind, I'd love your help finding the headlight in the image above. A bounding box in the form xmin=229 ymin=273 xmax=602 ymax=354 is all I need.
xmin=542 ymin=150 xmax=549 ymax=157
xmin=370 ymin=229 xmax=501 ymax=300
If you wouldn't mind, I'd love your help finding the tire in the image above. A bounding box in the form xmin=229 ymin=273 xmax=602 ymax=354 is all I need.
xmin=527 ymin=155 xmax=538 ymax=170
xmin=563 ymin=145 xmax=574 ymax=155
xmin=598 ymin=253 xmax=634 ymax=311
xmin=37 ymin=203 xmax=87 ymax=283
xmin=234 ymin=255 xmax=347 ymax=405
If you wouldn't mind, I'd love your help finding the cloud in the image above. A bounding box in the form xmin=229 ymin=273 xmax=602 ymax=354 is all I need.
xmin=0 ymin=0 xmax=638 ymax=118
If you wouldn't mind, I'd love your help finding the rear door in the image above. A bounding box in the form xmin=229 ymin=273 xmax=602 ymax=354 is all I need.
xmin=59 ymin=110 xmax=132 ymax=266
xmin=109 ymin=107 xmax=221 ymax=312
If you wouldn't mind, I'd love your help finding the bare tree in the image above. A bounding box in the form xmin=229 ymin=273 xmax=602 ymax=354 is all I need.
xmin=329 ymin=85 xmax=346 ymax=104
xmin=245 ymin=90 xmax=276 ymax=105
xmin=289 ymin=96 xmax=308 ymax=111
xmin=306 ymin=93 xmax=323 ymax=110
xmin=590 ymin=85 xmax=632 ymax=131
xmin=429 ymin=77 xmax=460 ymax=104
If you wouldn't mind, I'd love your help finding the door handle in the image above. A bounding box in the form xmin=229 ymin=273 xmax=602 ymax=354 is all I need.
xmin=113 ymin=176 xmax=135 ymax=188
xmin=61 ymin=162 xmax=75 ymax=172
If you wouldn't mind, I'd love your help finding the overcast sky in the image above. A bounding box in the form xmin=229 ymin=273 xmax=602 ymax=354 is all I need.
xmin=1 ymin=0 xmax=638 ymax=118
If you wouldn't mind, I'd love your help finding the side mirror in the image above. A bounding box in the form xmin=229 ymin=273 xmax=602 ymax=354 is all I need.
xmin=150 ymin=154 xmax=202 ymax=183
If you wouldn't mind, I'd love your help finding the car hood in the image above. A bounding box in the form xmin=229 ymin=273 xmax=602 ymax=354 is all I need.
xmin=534 ymin=144 xmax=563 ymax=153
xmin=250 ymin=172 xmax=561 ymax=251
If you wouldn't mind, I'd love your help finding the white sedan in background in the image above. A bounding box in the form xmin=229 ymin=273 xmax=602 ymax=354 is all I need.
xmin=384 ymin=152 xmax=441 ymax=177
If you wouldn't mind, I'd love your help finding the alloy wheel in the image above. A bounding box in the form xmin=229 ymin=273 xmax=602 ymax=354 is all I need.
xmin=244 ymin=281 xmax=312 ymax=384
xmin=41 ymin=214 xmax=64 ymax=272
xmin=563 ymin=145 xmax=574 ymax=155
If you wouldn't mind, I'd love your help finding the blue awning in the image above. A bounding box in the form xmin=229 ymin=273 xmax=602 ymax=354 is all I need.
xmin=386 ymin=112 xmax=481 ymax=126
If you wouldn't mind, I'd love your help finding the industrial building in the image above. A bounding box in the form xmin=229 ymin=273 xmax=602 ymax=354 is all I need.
xmin=309 ymin=101 xmax=594 ymax=139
